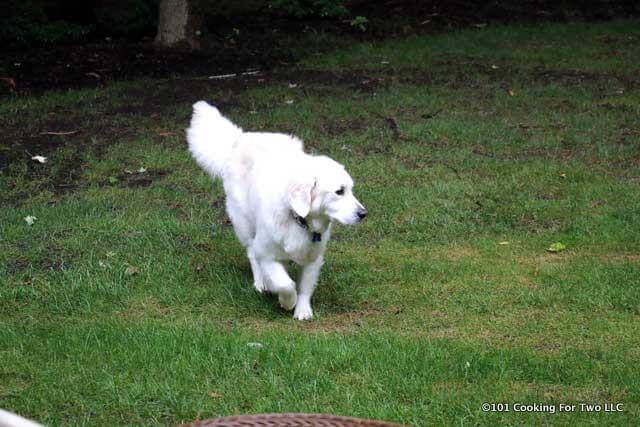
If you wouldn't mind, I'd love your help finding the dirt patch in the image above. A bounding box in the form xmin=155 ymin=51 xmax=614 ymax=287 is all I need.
xmin=600 ymin=253 xmax=640 ymax=264
xmin=0 ymin=34 xmax=287 ymax=96
xmin=6 ymin=240 xmax=74 ymax=274
xmin=533 ymin=66 xmax=640 ymax=89
xmin=314 ymin=115 xmax=370 ymax=137
xmin=109 ymin=168 xmax=171 ymax=188
xmin=0 ymin=94 xmax=156 ymax=205
xmin=6 ymin=257 xmax=30 ymax=275
xmin=432 ymin=245 xmax=480 ymax=262
xmin=399 ymin=60 xmax=640 ymax=91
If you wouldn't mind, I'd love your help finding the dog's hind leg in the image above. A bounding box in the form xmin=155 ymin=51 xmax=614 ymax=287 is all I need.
xmin=226 ymin=201 xmax=254 ymax=247
xmin=225 ymin=201 xmax=265 ymax=291
xmin=247 ymin=247 xmax=266 ymax=293
xmin=259 ymin=260 xmax=297 ymax=311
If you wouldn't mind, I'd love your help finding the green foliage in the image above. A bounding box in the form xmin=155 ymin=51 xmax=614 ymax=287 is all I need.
xmin=198 ymin=0 xmax=267 ymax=17
xmin=0 ymin=0 xmax=91 ymax=47
xmin=0 ymin=0 xmax=158 ymax=46
xmin=349 ymin=16 xmax=369 ymax=32
xmin=93 ymin=0 xmax=158 ymax=37
xmin=270 ymin=0 xmax=348 ymax=18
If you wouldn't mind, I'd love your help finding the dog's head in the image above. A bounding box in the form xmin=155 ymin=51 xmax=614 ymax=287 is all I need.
xmin=288 ymin=156 xmax=366 ymax=225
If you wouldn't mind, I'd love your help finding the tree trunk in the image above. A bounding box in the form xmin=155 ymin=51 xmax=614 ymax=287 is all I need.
xmin=154 ymin=0 xmax=202 ymax=49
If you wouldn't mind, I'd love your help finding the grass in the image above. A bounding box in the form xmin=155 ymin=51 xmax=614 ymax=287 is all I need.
xmin=1 ymin=19 xmax=640 ymax=426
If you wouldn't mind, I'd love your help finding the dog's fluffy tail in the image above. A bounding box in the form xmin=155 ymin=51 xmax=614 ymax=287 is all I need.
xmin=187 ymin=101 xmax=243 ymax=179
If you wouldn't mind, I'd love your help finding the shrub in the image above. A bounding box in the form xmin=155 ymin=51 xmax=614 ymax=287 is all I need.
xmin=269 ymin=0 xmax=348 ymax=18
xmin=0 ymin=0 xmax=91 ymax=47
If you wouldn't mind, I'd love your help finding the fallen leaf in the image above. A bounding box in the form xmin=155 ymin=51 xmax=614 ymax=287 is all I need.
xmin=24 ymin=215 xmax=37 ymax=226
xmin=491 ymin=65 xmax=499 ymax=70
xmin=546 ymin=242 xmax=566 ymax=253
xmin=40 ymin=130 xmax=78 ymax=136
xmin=499 ymin=241 xmax=509 ymax=245
xmin=560 ymin=173 xmax=567 ymax=179
xmin=0 ymin=77 xmax=16 ymax=87
xmin=31 ymin=155 xmax=47 ymax=163
xmin=125 ymin=266 xmax=139 ymax=276
xmin=209 ymin=73 xmax=237 ymax=80
xmin=284 ymin=99 xmax=294 ymax=105
xmin=508 ymin=89 xmax=515 ymax=96
xmin=208 ymin=391 xmax=223 ymax=399
xmin=247 ymin=342 xmax=264 ymax=349
xmin=126 ymin=167 xmax=147 ymax=174
xmin=157 ymin=132 xmax=174 ymax=137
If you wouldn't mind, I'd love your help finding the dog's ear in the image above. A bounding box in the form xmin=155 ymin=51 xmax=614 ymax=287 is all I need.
xmin=288 ymin=180 xmax=315 ymax=218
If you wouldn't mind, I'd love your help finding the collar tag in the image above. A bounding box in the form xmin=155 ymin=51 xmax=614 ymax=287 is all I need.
xmin=293 ymin=212 xmax=322 ymax=243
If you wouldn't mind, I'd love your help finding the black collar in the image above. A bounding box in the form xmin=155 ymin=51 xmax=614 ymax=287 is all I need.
xmin=292 ymin=212 xmax=322 ymax=243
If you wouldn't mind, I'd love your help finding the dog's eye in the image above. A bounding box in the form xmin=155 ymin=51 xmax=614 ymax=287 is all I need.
xmin=335 ymin=186 xmax=345 ymax=196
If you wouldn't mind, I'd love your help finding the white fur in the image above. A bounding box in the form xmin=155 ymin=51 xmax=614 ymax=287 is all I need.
xmin=0 ymin=409 xmax=43 ymax=427
xmin=187 ymin=101 xmax=366 ymax=320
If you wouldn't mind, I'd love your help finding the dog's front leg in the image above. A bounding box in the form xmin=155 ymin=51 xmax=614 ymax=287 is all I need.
xmin=293 ymin=256 xmax=324 ymax=320
xmin=260 ymin=260 xmax=297 ymax=311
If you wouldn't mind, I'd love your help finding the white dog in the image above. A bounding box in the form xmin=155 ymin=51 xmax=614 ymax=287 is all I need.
xmin=187 ymin=101 xmax=366 ymax=320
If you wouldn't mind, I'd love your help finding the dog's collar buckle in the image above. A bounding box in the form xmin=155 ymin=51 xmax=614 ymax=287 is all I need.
xmin=293 ymin=213 xmax=309 ymax=229
xmin=292 ymin=212 xmax=322 ymax=243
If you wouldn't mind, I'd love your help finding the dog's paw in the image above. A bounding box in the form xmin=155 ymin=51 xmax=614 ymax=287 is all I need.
xmin=253 ymin=279 xmax=266 ymax=293
xmin=293 ymin=304 xmax=313 ymax=320
xmin=278 ymin=290 xmax=297 ymax=311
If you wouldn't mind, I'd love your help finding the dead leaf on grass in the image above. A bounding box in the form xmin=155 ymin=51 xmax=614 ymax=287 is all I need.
xmin=546 ymin=242 xmax=567 ymax=253
xmin=0 ymin=77 xmax=17 ymax=87
xmin=31 ymin=155 xmax=47 ymax=163
xmin=125 ymin=266 xmax=139 ymax=276
xmin=40 ymin=131 xmax=78 ymax=136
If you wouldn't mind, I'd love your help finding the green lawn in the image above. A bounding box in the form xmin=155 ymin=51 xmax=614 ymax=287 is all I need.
xmin=1 ymin=20 xmax=639 ymax=426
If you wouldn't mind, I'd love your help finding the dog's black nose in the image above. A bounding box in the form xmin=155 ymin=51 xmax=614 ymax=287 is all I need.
xmin=357 ymin=209 xmax=367 ymax=220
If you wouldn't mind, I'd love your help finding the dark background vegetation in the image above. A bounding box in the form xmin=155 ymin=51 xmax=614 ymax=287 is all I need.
xmin=2 ymin=0 xmax=640 ymax=47
xmin=1 ymin=0 xmax=639 ymax=94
